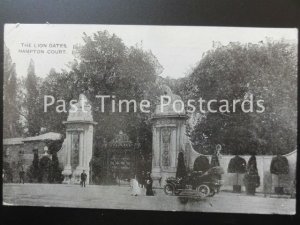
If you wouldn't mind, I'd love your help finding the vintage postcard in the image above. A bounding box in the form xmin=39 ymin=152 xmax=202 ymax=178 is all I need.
xmin=3 ymin=24 xmax=297 ymax=214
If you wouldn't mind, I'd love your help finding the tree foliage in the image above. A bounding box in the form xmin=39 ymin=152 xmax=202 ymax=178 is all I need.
xmin=227 ymin=155 xmax=247 ymax=173
xmin=40 ymin=31 xmax=163 ymax=157
xmin=27 ymin=150 xmax=40 ymax=182
xmin=270 ymin=155 xmax=289 ymax=175
xmin=176 ymin=152 xmax=187 ymax=179
xmin=193 ymin=155 xmax=210 ymax=172
xmin=247 ymin=155 xmax=258 ymax=174
xmin=39 ymin=156 xmax=51 ymax=183
xmin=50 ymin=152 xmax=63 ymax=183
xmin=25 ymin=59 xmax=43 ymax=136
xmin=182 ymin=40 xmax=297 ymax=155
xmin=244 ymin=155 xmax=260 ymax=190
xmin=3 ymin=44 xmax=22 ymax=138
xmin=5 ymin=32 xmax=296 ymax=170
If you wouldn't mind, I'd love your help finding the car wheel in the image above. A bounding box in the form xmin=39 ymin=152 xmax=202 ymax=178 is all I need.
xmin=164 ymin=184 xmax=175 ymax=195
xmin=208 ymin=189 xmax=215 ymax=197
xmin=196 ymin=184 xmax=210 ymax=198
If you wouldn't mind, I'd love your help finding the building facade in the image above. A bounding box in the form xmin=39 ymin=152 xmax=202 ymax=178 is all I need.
xmin=3 ymin=132 xmax=62 ymax=182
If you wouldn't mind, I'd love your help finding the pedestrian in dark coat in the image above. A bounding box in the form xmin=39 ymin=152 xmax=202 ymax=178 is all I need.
xmin=81 ymin=170 xmax=87 ymax=187
xmin=145 ymin=172 xmax=154 ymax=196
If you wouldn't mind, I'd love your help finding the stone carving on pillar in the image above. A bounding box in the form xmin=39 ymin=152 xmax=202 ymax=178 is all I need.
xmin=151 ymin=84 xmax=188 ymax=187
xmin=61 ymin=94 xmax=97 ymax=184
xmin=71 ymin=132 xmax=80 ymax=171
xmin=161 ymin=127 xmax=171 ymax=167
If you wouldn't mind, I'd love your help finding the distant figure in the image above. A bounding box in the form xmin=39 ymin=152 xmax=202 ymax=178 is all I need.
xmin=141 ymin=171 xmax=146 ymax=188
xmin=19 ymin=168 xmax=25 ymax=184
xmin=158 ymin=177 xmax=162 ymax=187
xmin=145 ymin=172 xmax=154 ymax=196
xmin=137 ymin=171 xmax=145 ymax=188
xmin=131 ymin=177 xmax=141 ymax=196
xmin=81 ymin=170 xmax=87 ymax=187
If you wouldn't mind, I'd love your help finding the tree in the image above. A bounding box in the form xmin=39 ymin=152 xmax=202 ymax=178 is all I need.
xmin=244 ymin=155 xmax=260 ymax=195
xmin=39 ymin=156 xmax=51 ymax=183
xmin=193 ymin=155 xmax=210 ymax=172
xmin=27 ymin=149 xmax=40 ymax=182
xmin=50 ymin=152 xmax=63 ymax=183
xmin=270 ymin=154 xmax=289 ymax=194
xmin=227 ymin=155 xmax=247 ymax=193
xmin=228 ymin=155 xmax=247 ymax=173
xmin=25 ymin=59 xmax=42 ymax=136
xmin=38 ymin=68 xmax=69 ymax=133
xmin=3 ymin=44 xmax=22 ymax=138
xmin=40 ymin=31 xmax=163 ymax=158
xmin=176 ymin=152 xmax=187 ymax=179
xmin=45 ymin=139 xmax=64 ymax=155
xmin=45 ymin=139 xmax=64 ymax=183
xmin=247 ymin=155 xmax=258 ymax=173
xmin=183 ymin=40 xmax=297 ymax=155
xmin=270 ymin=155 xmax=289 ymax=175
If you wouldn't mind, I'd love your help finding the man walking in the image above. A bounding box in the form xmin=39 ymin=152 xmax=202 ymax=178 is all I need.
xmin=80 ymin=170 xmax=87 ymax=187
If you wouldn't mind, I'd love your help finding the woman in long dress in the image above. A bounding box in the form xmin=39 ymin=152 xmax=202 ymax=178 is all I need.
xmin=145 ymin=172 xmax=154 ymax=196
xmin=131 ymin=177 xmax=141 ymax=196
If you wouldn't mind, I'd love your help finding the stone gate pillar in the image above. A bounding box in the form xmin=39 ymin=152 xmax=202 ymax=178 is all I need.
xmin=62 ymin=94 xmax=97 ymax=184
xmin=151 ymin=86 xmax=188 ymax=187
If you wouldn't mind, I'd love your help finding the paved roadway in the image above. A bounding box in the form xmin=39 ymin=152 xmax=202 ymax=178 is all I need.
xmin=3 ymin=183 xmax=295 ymax=214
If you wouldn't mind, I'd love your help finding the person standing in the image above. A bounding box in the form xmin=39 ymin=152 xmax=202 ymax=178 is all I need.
xmin=80 ymin=170 xmax=87 ymax=187
xmin=131 ymin=176 xmax=141 ymax=196
xmin=145 ymin=172 xmax=154 ymax=196
xmin=140 ymin=171 xmax=146 ymax=188
xmin=19 ymin=168 xmax=25 ymax=184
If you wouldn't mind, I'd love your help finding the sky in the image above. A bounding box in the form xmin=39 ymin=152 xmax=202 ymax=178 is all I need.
xmin=4 ymin=24 xmax=298 ymax=79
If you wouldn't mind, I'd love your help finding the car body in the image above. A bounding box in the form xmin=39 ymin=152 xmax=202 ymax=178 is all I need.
xmin=164 ymin=166 xmax=224 ymax=198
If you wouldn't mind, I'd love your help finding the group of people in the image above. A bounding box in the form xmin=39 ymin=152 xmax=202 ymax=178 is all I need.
xmin=131 ymin=171 xmax=154 ymax=196
xmin=14 ymin=167 xmax=152 ymax=196
xmin=81 ymin=169 xmax=154 ymax=196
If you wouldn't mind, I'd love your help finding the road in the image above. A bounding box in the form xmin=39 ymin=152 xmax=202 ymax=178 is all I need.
xmin=3 ymin=183 xmax=295 ymax=214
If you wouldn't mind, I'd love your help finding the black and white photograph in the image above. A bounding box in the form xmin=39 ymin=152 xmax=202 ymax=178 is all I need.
xmin=2 ymin=24 xmax=297 ymax=215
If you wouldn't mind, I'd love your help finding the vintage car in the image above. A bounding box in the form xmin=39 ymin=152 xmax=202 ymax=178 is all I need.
xmin=164 ymin=166 xmax=224 ymax=198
